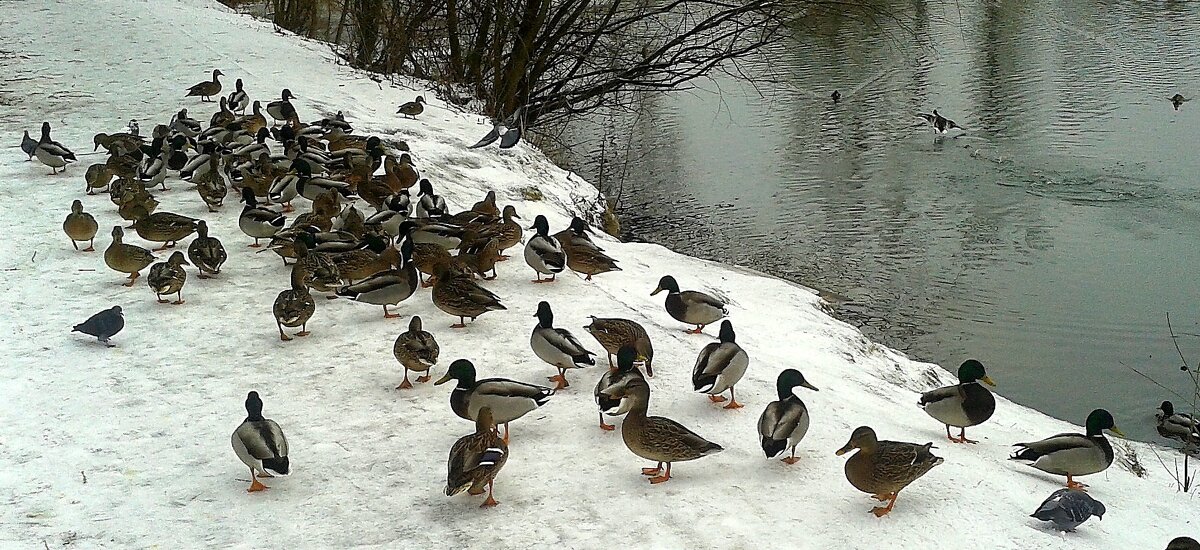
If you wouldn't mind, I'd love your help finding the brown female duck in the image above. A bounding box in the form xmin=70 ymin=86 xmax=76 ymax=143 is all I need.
xmin=393 ymin=315 xmax=440 ymax=389
xmin=604 ymin=377 xmax=722 ymax=484
xmin=584 ymin=316 xmax=654 ymax=376
xmin=105 ymin=226 xmax=158 ymax=286
xmin=445 ymin=406 xmax=508 ymax=508
xmin=147 ymin=251 xmax=189 ymax=305
xmin=836 ymin=426 xmax=943 ymax=517
xmin=63 ymin=199 xmax=98 ymax=252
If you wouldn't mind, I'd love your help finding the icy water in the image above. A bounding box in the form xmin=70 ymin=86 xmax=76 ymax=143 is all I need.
xmin=561 ymin=0 xmax=1200 ymax=442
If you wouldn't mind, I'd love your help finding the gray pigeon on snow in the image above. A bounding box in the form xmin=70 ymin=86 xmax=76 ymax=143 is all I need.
xmin=72 ymin=306 xmax=124 ymax=347
xmin=1030 ymin=488 xmax=1105 ymax=532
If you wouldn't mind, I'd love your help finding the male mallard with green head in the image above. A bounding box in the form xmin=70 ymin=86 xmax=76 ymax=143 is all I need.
xmin=531 ymin=301 xmax=595 ymax=390
xmin=1011 ymin=408 xmax=1124 ymax=490
xmin=919 ymin=359 xmax=996 ymax=444
xmin=758 ymin=369 xmax=818 ymax=464
xmin=651 ymin=275 xmax=728 ymax=334
xmin=231 ymin=391 xmax=289 ymax=492
xmin=692 ymin=320 xmax=749 ymax=409
xmin=434 ymin=359 xmax=552 ymax=443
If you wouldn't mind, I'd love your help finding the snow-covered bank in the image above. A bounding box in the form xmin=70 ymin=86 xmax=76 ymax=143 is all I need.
xmin=0 ymin=0 xmax=1193 ymax=547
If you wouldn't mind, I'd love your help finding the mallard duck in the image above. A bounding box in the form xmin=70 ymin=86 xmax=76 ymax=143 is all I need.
xmin=759 ymin=369 xmax=819 ymax=464
xmin=1170 ymin=94 xmax=1191 ymax=111
xmin=434 ymin=359 xmax=553 ymax=443
xmin=414 ymin=179 xmax=448 ymax=219
xmin=187 ymin=220 xmax=227 ymax=279
xmin=393 ymin=315 xmax=439 ymax=389
xmin=1030 ymin=488 xmax=1105 ymax=532
xmin=595 ymin=345 xmax=647 ymax=431
xmin=169 ymin=108 xmax=202 ymax=137
xmin=456 ymin=238 xmax=502 ymax=280
xmin=604 ymin=376 xmax=722 ymax=484
xmin=211 ymin=96 xmax=236 ymax=127
xmin=1168 ymin=537 xmax=1200 ymax=550
xmin=414 ymin=241 xmax=455 ymax=287
xmin=919 ymin=359 xmax=996 ymax=444
xmin=393 ymin=153 xmax=419 ymax=190
xmin=1011 ymin=408 xmax=1124 ymax=490
xmin=365 ymin=193 xmax=410 ymax=239
xmin=651 ymin=275 xmax=728 ymax=334
xmin=916 ymin=109 xmax=962 ymax=134
xmin=105 ymin=226 xmax=157 ymax=286
xmin=432 ymin=262 xmax=506 ymax=328
xmin=274 ymin=267 xmax=316 ymax=341
xmin=470 ymin=190 xmax=500 ymax=217
xmin=227 ymin=78 xmax=250 ymax=113
xmin=531 ymin=301 xmax=595 ymax=390
xmin=330 ymin=234 xmax=393 ymax=282
xmin=93 ymin=131 xmax=144 ymax=156
xmin=84 ymin=163 xmax=114 ymax=194
xmin=1156 ymin=401 xmax=1200 ymax=447
xmin=116 ymin=186 xmax=159 ymax=227
xmin=692 ymin=320 xmax=749 ymax=409
xmin=335 ymin=204 xmax=366 ymax=238
xmin=35 ymin=122 xmax=76 ymax=174
xmin=493 ymin=205 xmax=522 ymax=258
xmin=292 ymin=233 xmax=343 ymax=294
xmin=335 ymin=240 xmax=418 ymax=318
xmin=524 ymin=215 xmax=565 ymax=283
xmin=139 ymin=137 xmax=170 ymax=191
xmin=397 ymin=95 xmax=426 ymax=119
xmin=410 ymin=219 xmax=467 ymax=250
xmin=167 ymin=134 xmax=191 ymax=171
xmin=132 ymin=210 xmax=199 ymax=251
xmin=231 ymin=127 xmax=272 ymax=159
xmin=553 ymin=217 xmax=603 ymax=253
xmin=196 ymin=156 xmax=228 ymax=211
xmin=147 ymin=251 xmax=189 ymax=304
xmin=105 ymin=150 xmax=141 ymax=180
xmin=186 ymin=69 xmax=224 ymax=102
xmin=239 ymin=187 xmax=286 ymax=247
xmin=266 ymin=88 xmax=298 ymax=124
xmin=63 ymin=199 xmax=98 ymax=251
xmin=446 ymin=406 xmax=508 ymax=508
xmin=565 ymin=241 xmax=619 ymax=281
xmin=20 ymin=130 xmax=37 ymax=160
xmin=836 ymin=426 xmax=943 ymax=517
xmin=231 ymin=391 xmax=289 ymax=492
xmin=584 ymin=316 xmax=654 ymax=376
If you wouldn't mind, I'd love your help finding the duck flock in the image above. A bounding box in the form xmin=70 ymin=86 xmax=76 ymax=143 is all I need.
xmin=22 ymin=67 xmax=1200 ymax=545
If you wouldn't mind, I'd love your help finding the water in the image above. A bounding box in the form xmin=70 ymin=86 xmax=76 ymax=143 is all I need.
xmin=560 ymin=0 xmax=1200 ymax=442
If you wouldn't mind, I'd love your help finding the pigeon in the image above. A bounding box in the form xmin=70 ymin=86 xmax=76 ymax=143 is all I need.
xmin=1168 ymin=537 xmax=1200 ymax=550
xmin=1030 ymin=488 xmax=1105 ymax=532
xmin=72 ymin=306 xmax=124 ymax=347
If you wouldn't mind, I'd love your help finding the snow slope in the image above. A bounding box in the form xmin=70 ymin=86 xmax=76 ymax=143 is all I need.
xmin=0 ymin=1 xmax=1194 ymax=548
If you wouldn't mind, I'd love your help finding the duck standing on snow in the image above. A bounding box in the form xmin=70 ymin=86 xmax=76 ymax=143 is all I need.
xmin=72 ymin=306 xmax=123 ymax=347
xmin=63 ymin=199 xmax=99 ymax=251
xmin=187 ymin=220 xmax=227 ymax=279
xmin=393 ymin=315 xmax=439 ymax=389
xmin=147 ymin=250 xmax=189 ymax=305
xmin=556 ymin=217 xmax=620 ymax=281
xmin=1030 ymin=488 xmax=1105 ymax=532
xmin=335 ymin=238 xmax=419 ymax=318
xmin=650 ymin=275 xmax=728 ymax=334
xmin=231 ymin=391 xmax=290 ymax=492
xmin=692 ymin=320 xmax=749 ymax=409
xmin=531 ymin=301 xmax=595 ymax=390
xmin=431 ymin=262 xmax=506 ymax=328
xmin=414 ymin=179 xmax=448 ymax=219
xmin=604 ymin=376 xmax=723 ymax=484
xmin=1011 ymin=408 xmax=1124 ymax=490
xmin=267 ymin=88 xmax=298 ymax=125
xmin=274 ymin=266 xmax=316 ymax=341
xmin=185 ymin=69 xmax=224 ymax=102
xmin=524 ymin=215 xmax=565 ymax=283
xmin=446 ymin=406 xmax=507 ymax=508
xmin=836 ymin=426 xmax=943 ymax=517
xmin=105 ymin=226 xmax=157 ymax=286
xmin=434 ymin=359 xmax=553 ymax=443
xmin=758 ymin=369 xmax=818 ymax=464
xmin=239 ymin=187 xmax=286 ymax=247
xmin=595 ymin=345 xmax=646 ymax=431
xmin=918 ymin=359 xmax=996 ymax=444
xmin=1155 ymin=401 xmax=1200 ymax=447
xmin=584 ymin=316 xmax=654 ymax=376
xmin=227 ymin=78 xmax=250 ymax=114
xmin=35 ymin=122 xmax=77 ymax=174
xmin=397 ymin=95 xmax=426 ymax=119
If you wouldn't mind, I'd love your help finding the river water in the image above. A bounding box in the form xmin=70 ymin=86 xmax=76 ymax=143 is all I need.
xmin=561 ymin=0 xmax=1200 ymax=442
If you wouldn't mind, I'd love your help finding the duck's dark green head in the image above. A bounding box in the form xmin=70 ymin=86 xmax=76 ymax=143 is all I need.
xmin=282 ymin=88 xmax=295 ymax=100
xmin=718 ymin=320 xmax=736 ymax=343
xmin=568 ymin=217 xmax=590 ymax=236
xmin=616 ymin=345 xmax=639 ymax=372
xmin=957 ymin=359 xmax=995 ymax=386
xmin=419 ymin=179 xmax=433 ymax=196
xmin=1160 ymin=400 xmax=1175 ymax=416
xmin=531 ymin=215 xmax=550 ymax=236
xmin=240 ymin=186 xmax=258 ymax=206
xmin=363 ymin=233 xmax=389 ymax=254
xmin=776 ymin=368 xmax=818 ymax=399
xmin=256 ymin=127 xmax=270 ymax=143
xmin=435 ymin=359 xmax=477 ymax=386
xmin=244 ymin=391 xmax=264 ymax=421
xmin=1085 ymin=408 xmax=1124 ymax=438
xmin=534 ymin=301 xmax=554 ymax=327
xmin=651 ymin=275 xmax=680 ymax=296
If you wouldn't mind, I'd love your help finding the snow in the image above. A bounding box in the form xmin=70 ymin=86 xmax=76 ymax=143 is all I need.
xmin=0 ymin=1 xmax=1194 ymax=548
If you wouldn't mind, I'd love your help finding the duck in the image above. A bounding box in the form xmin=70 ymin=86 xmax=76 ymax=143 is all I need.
xmin=919 ymin=359 xmax=996 ymax=444
xmin=84 ymin=163 xmax=115 ymax=194
xmin=410 ymin=219 xmax=467 ymax=250
xmin=266 ymin=88 xmax=298 ymax=124
xmin=531 ymin=301 xmax=596 ymax=390
xmin=524 ymin=215 xmax=566 ymax=283
xmin=274 ymin=266 xmax=317 ymax=341
xmin=604 ymin=376 xmax=722 ymax=484
xmin=759 ymin=369 xmax=819 ymax=464
xmin=692 ymin=320 xmax=749 ymax=409
xmin=916 ymin=109 xmax=962 ymax=134
xmin=553 ymin=217 xmax=603 ymax=253
xmin=413 ymin=238 xmax=456 ymax=287
xmin=1155 ymin=401 xmax=1199 ymax=447
xmin=329 ymin=234 xmax=394 ymax=282
xmin=584 ymin=316 xmax=654 ymax=376
xmin=492 ymin=205 xmax=523 ymax=258
xmin=231 ymin=127 xmax=272 ymax=159
xmin=132 ymin=210 xmax=199 ymax=251
xmin=1170 ymin=94 xmax=1191 ymax=111
xmin=1011 ymin=408 xmax=1124 ymax=490
xmin=20 ymin=130 xmax=37 ymax=160
xmin=210 ymin=96 xmax=236 ymax=128
xmin=231 ymin=391 xmax=289 ymax=492
xmin=335 ymin=204 xmax=366 ymax=238
xmin=836 ymin=426 xmax=943 ymax=517
xmin=147 ymin=251 xmax=189 ymax=305
xmin=63 ymin=199 xmax=99 ymax=252
xmin=414 ymin=179 xmax=448 ymax=219
xmin=431 ymin=262 xmax=506 ymax=328
xmin=35 ymin=122 xmax=77 ymax=174
xmin=195 ymin=155 xmax=228 ymax=212
xmin=313 ymin=110 xmax=353 ymax=132
xmin=239 ymin=187 xmax=286 ymax=247
xmin=565 ymin=241 xmax=619 ymax=281
xmin=291 ymin=232 xmax=343 ymax=294
xmin=93 ymin=131 xmax=144 ymax=156
xmin=651 ymin=275 xmax=728 ymax=334
xmin=831 ymin=90 xmax=841 ymax=103
xmin=170 ymin=108 xmax=203 ymax=137
xmin=364 ymin=194 xmax=410 ymax=240
xmin=455 ymin=238 xmax=502 ymax=280
xmin=185 ymin=69 xmax=224 ymax=102
xmin=445 ymin=406 xmax=508 ymax=508
xmin=397 ymin=95 xmax=426 ymax=119
xmin=434 ymin=359 xmax=553 ymax=443
xmin=187 ymin=220 xmax=227 ymax=279
xmin=138 ymin=137 xmax=170 ymax=191
xmin=393 ymin=315 xmax=440 ymax=390
xmin=105 ymin=226 xmax=158 ymax=286
xmin=180 ymin=141 xmax=218 ymax=182
xmin=393 ymin=153 xmax=419 ymax=190
xmin=335 ymin=239 xmax=419 ymax=318
xmin=166 ymin=134 xmax=191 ymax=171
xmin=595 ymin=345 xmax=647 ymax=431
xmin=469 ymin=190 xmax=500 ymax=217
xmin=227 ymin=78 xmax=250 ymax=114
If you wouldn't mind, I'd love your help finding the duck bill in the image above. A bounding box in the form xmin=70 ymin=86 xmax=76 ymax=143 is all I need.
xmin=650 ymin=286 xmax=663 ymax=296
xmin=835 ymin=442 xmax=853 ymax=456
xmin=1109 ymin=427 xmax=1126 ymax=438
xmin=433 ymin=373 xmax=453 ymax=386
xmin=981 ymin=375 xmax=997 ymax=387
xmin=801 ymin=381 xmax=819 ymax=392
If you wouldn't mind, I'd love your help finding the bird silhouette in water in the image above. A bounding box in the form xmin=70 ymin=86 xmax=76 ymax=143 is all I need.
xmin=1169 ymin=93 xmax=1191 ymax=111
xmin=831 ymin=90 xmax=841 ymax=104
